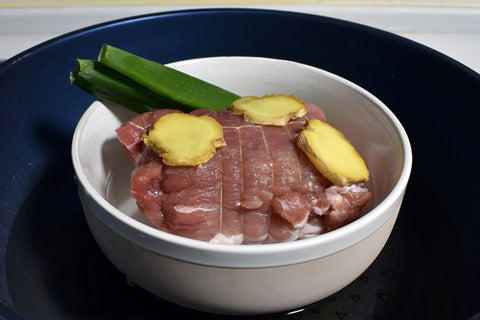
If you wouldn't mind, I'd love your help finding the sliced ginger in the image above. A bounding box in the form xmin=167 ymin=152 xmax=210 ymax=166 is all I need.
xmin=232 ymin=94 xmax=307 ymax=126
xmin=297 ymin=119 xmax=369 ymax=186
xmin=142 ymin=113 xmax=226 ymax=166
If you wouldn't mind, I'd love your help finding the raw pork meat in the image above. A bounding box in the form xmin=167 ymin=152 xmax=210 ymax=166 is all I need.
xmin=117 ymin=105 xmax=371 ymax=244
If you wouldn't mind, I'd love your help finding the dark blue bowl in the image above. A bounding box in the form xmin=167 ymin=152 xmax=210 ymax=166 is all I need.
xmin=0 ymin=8 xmax=479 ymax=320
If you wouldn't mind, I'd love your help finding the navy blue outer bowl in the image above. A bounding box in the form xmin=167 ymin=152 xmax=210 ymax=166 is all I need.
xmin=0 ymin=8 xmax=479 ymax=320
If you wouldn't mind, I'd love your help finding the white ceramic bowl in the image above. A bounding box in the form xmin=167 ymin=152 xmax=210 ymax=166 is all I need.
xmin=71 ymin=56 xmax=412 ymax=315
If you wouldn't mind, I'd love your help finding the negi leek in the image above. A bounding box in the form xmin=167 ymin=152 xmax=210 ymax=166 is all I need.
xmin=70 ymin=59 xmax=192 ymax=113
xmin=98 ymin=44 xmax=240 ymax=111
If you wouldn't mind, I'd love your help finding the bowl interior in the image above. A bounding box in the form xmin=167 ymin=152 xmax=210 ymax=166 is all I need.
xmin=72 ymin=56 xmax=411 ymax=266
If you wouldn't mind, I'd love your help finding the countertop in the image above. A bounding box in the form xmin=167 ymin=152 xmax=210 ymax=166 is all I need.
xmin=1 ymin=4 xmax=480 ymax=74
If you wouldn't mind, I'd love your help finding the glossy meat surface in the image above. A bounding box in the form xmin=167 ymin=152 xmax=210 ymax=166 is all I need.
xmin=117 ymin=106 xmax=371 ymax=244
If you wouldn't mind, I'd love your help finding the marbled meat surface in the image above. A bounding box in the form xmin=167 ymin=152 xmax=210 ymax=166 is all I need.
xmin=116 ymin=104 xmax=371 ymax=244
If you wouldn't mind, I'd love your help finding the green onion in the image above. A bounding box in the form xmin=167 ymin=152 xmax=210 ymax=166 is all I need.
xmin=70 ymin=59 xmax=193 ymax=113
xmin=98 ymin=44 xmax=241 ymax=111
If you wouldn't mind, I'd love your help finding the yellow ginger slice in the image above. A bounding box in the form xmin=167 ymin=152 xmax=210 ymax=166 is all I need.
xmin=142 ymin=113 xmax=226 ymax=166
xmin=297 ymin=119 xmax=369 ymax=186
xmin=232 ymin=94 xmax=307 ymax=126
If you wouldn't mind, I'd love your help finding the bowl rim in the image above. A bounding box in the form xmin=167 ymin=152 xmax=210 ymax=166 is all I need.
xmin=71 ymin=56 xmax=412 ymax=268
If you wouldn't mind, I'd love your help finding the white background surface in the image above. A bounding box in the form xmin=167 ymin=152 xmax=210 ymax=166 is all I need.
xmin=1 ymin=5 xmax=480 ymax=74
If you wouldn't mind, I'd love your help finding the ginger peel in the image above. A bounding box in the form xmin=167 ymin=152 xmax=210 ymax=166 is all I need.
xmin=142 ymin=113 xmax=226 ymax=166
xmin=232 ymin=94 xmax=307 ymax=126
xmin=297 ymin=119 xmax=369 ymax=186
